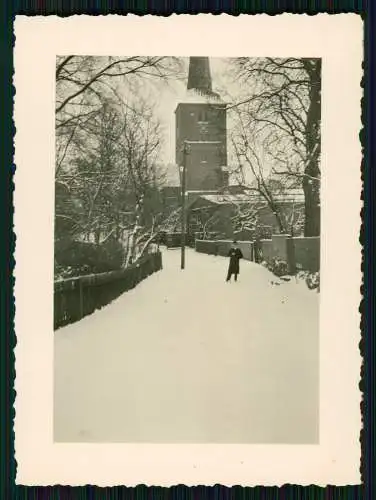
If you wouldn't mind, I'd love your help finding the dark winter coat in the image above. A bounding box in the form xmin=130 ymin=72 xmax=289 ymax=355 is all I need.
xmin=227 ymin=248 xmax=243 ymax=274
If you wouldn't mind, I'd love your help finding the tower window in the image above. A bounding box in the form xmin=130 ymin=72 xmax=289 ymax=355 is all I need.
xmin=198 ymin=110 xmax=208 ymax=123
xmin=199 ymin=121 xmax=209 ymax=135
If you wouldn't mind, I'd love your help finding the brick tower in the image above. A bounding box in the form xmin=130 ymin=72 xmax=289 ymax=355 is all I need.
xmin=175 ymin=57 xmax=228 ymax=192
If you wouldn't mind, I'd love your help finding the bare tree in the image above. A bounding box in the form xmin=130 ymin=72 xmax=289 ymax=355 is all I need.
xmin=55 ymin=91 xmax=169 ymax=269
xmin=55 ymin=56 xmax=183 ymax=183
xmin=56 ymin=56 xmax=182 ymax=124
xmin=230 ymin=199 xmax=268 ymax=237
xmin=230 ymin=112 xmax=289 ymax=234
xmin=229 ymin=57 xmax=321 ymax=236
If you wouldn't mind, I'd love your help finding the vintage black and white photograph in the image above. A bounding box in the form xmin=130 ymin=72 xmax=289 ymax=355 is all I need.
xmin=14 ymin=14 xmax=362 ymax=485
xmin=53 ymin=54 xmax=321 ymax=444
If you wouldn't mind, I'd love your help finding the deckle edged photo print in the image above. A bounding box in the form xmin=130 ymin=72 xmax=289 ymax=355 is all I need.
xmin=14 ymin=14 xmax=362 ymax=486
xmin=54 ymin=54 xmax=320 ymax=444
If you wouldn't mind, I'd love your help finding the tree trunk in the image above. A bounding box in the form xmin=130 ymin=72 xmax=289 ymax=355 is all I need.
xmin=95 ymin=228 xmax=101 ymax=245
xmin=303 ymin=59 xmax=321 ymax=237
xmin=274 ymin=210 xmax=287 ymax=234
xmin=303 ymin=184 xmax=320 ymax=236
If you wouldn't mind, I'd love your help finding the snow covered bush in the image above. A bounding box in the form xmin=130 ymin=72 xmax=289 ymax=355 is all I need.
xmin=262 ymin=257 xmax=320 ymax=290
xmin=55 ymin=238 xmax=124 ymax=278
xmin=264 ymin=257 xmax=289 ymax=277
xmin=262 ymin=254 xmax=320 ymax=290
xmin=296 ymin=270 xmax=320 ymax=291
xmin=305 ymin=271 xmax=320 ymax=290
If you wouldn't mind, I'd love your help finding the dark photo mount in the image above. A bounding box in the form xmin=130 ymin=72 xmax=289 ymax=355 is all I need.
xmin=3 ymin=2 xmax=372 ymax=500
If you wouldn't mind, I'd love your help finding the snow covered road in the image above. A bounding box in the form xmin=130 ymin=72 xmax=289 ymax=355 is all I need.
xmin=54 ymin=248 xmax=319 ymax=443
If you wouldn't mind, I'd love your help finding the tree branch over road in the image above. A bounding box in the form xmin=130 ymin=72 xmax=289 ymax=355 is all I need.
xmin=228 ymin=57 xmax=321 ymax=236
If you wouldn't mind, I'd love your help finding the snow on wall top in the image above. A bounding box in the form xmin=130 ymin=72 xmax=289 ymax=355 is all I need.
xmin=199 ymin=191 xmax=305 ymax=205
xmin=177 ymin=88 xmax=226 ymax=105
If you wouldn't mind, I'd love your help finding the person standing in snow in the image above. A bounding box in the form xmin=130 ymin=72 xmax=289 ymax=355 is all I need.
xmin=226 ymin=241 xmax=243 ymax=282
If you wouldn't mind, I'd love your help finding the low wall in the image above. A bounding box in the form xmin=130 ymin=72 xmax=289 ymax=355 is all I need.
xmin=195 ymin=240 xmax=253 ymax=260
xmin=165 ymin=232 xmax=182 ymax=248
xmin=293 ymin=237 xmax=320 ymax=272
xmin=165 ymin=232 xmax=195 ymax=248
xmin=196 ymin=236 xmax=320 ymax=272
xmin=195 ymin=240 xmax=218 ymax=255
xmin=271 ymin=234 xmax=289 ymax=261
xmin=238 ymin=241 xmax=253 ymax=260
xmin=259 ymin=239 xmax=274 ymax=262
xmin=217 ymin=240 xmax=232 ymax=257
xmin=260 ymin=235 xmax=320 ymax=272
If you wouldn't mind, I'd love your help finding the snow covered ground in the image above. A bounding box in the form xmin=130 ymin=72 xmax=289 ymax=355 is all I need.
xmin=54 ymin=248 xmax=319 ymax=443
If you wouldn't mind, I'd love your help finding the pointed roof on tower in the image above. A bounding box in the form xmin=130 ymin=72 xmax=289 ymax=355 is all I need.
xmin=184 ymin=57 xmax=222 ymax=102
xmin=187 ymin=57 xmax=213 ymax=94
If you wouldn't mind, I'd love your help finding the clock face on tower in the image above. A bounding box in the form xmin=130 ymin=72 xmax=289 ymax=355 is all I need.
xmin=198 ymin=122 xmax=209 ymax=135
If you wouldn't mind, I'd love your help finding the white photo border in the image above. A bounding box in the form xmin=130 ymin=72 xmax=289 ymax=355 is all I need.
xmin=14 ymin=13 xmax=362 ymax=486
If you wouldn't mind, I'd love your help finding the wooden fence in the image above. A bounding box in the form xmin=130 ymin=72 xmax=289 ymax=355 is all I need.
xmin=54 ymin=251 xmax=162 ymax=330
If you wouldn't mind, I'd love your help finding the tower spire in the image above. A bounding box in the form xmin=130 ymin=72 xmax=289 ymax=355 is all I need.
xmin=187 ymin=57 xmax=213 ymax=95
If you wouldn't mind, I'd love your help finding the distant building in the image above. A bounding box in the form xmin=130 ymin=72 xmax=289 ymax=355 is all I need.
xmin=187 ymin=191 xmax=305 ymax=240
xmin=160 ymin=57 xmax=229 ymax=210
xmin=160 ymin=58 xmax=304 ymax=241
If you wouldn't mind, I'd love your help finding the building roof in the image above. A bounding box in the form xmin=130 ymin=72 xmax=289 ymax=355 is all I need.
xmin=177 ymin=57 xmax=225 ymax=105
xmin=177 ymin=88 xmax=225 ymax=105
xmin=200 ymin=193 xmax=251 ymax=205
xmin=187 ymin=57 xmax=215 ymax=95
xmin=196 ymin=191 xmax=305 ymax=206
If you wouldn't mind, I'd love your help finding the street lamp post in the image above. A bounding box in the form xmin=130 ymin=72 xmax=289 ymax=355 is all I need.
xmin=180 ymin=142 xmax=188 ymax=270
